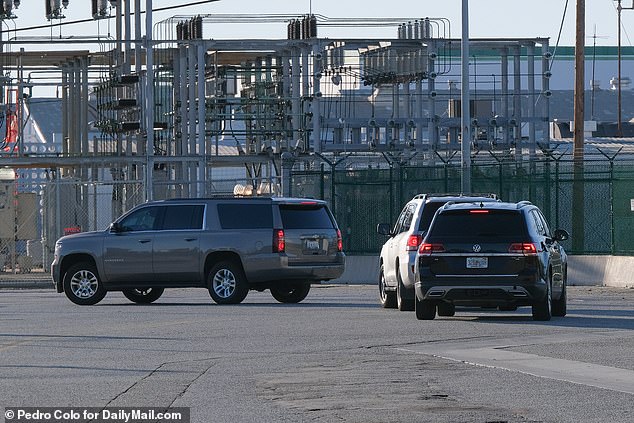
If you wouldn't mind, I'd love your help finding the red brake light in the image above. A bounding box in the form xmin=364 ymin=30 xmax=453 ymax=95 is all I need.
xmin=273 ymin=229 xmax=285 ymax=253
xmin=418 ymin=243 xmax=445 ymax=255
xmin=406 ymin=234 xmax=422 ymax=251
xmin=470 ymin=210 xmax=489 ymax=214
xmin=336 ymin=229 xmax=343 ymax=252
xmin=509 ymin=243 xmax=537 ymax=255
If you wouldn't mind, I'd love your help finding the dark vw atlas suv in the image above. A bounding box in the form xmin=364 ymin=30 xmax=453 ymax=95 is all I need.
xmin=415 ymin=201 xmax=568 ymax=321
xmin=52 ymin=197 xmax=345 ymax=305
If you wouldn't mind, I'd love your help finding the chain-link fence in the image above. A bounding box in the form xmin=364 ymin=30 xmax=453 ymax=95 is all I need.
xmin=2 ymin=167 xmax=280 ymax=274
xmin=290 ymin=158 xmax=634 ymax=255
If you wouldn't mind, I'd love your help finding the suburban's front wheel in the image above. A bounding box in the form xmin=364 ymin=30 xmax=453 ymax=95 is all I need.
xmin=63 ymin=262 xmax=107 ymax=305
xmin=122 ymin=288 xmax=164 ymax=304
xmin=270 ymin=282 xmax=311 ymax=303
xmin=207 ymin=261 xmax=249 ymax=304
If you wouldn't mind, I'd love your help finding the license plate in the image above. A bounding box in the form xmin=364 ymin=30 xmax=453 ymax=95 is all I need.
xmin=303 ymin=239 xmax=324 ymax=254
xmin=466 ymin=257 xmax=488 ymax=269
xmin=304 ymin=239 xmax=321 ymax=250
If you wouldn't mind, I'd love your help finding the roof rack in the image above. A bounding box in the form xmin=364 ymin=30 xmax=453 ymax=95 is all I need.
xmin=516 ymin=200 xmax=533 ymax=208
xmin=412 ymin=193 xmax=498 ymax=200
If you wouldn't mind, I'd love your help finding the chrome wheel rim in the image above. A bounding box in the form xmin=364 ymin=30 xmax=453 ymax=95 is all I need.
xmin=379 ymin=273 xmax=387 ymax=302
xmin=212 ymin=269 xmax=236 ymax=299
xmin=70 ymin=270 xmax=98 ymax=299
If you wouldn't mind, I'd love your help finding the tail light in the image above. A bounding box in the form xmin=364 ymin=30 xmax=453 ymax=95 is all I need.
xmin=273 ymin=229 xmax=285 ymax=253
xmin=418 ymin=243 xmax=445 ymax=256
xmin=406 ymin=234 xmax=422 ymax=251
xmin=336 ymin=229 xmax=343 ymax=252
xmin=509 ymin=243 xmax=537 ymax=255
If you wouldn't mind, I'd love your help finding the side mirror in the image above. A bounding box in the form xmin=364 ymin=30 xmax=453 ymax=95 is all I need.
xmin=553 ymin=229 xmax=569 ymax=242
xmin=376 ymin=223 xmax=392 ymax=236
xmin=110 ymin=222 xmax=123 ymax=233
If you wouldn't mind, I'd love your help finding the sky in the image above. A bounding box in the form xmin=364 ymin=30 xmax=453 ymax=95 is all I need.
xmin=3 ymin=0 xmax=633 ymax=47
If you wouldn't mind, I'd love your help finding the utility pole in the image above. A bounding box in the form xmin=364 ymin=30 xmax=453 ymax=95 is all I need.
xmin=572 ymin=0 xmax=585 ymax=253
xmin=460 ymin=0 xmax=471 ymax=194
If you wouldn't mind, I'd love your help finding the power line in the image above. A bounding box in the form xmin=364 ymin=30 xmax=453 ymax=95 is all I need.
xmin=1 ymin=0 xmax=220 ymax=34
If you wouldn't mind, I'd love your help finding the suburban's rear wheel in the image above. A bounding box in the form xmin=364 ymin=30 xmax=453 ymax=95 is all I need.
xmin=122 ymin=288 xmax=164 ymax=304
xmin=532 ymin=275 xmax=552 ymax=321
xmin=415 ymin=297 xmax=436 ymax=320
xmin=63 ymin=262 xmax=107 ymax=306
xmin=208 ymin=261 xmax=249 ymax=304
xmin=379 ymin=265 xmax=397 ymax=309
xmin=270 ymin=282 xmax=311 ymax=303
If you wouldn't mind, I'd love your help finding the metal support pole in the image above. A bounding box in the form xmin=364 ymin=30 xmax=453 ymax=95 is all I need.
xmin=460 ymin=0 xmax=472 ymax=194
xmin=513 ymin=46 xmax=522 ymax=161
xmin=312 ymin=44 xmax=322 ymax=153
xmin=527 ymin=44 xmax=536 ymax=160
xmin=145 ymin=0 xmax=154 ymax=201
xmin=541 ymin=40 xmax=551 ymax=143
xmin=501 ymin=48 xmax=509 ymax=145
xmin=197 ymin=42 xmax=206 ymax=196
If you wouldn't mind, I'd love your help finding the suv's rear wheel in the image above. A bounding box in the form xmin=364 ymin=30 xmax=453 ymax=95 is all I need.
xmin=415 ymin=297 xmax=436 ymax=320
xmin=63 ymin=262 xmax=107 ymax=306
xmin=208 ymin=261 xmax=249 ymax=304
xmin=532 ymin=275 xmax=552 ymax=321
xmin=379 ymin=265 xmax=397 ymax=309
xmin=122 ymin=288 xmax=164 ymax=304
xmin=437 ymin=302 xmax=455 ymax=317
xmin=270 ymin=282 xmax=310 ymax=303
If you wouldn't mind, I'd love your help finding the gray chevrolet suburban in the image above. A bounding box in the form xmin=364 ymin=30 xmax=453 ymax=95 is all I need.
xmin=52 ymin=197 xmax=345 ymax=305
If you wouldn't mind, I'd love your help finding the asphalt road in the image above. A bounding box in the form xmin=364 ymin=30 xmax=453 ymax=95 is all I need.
xmin=1 ymin=285 xmax=633 ymax=423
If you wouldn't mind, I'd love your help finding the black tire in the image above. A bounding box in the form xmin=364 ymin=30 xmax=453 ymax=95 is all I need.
xmin=437 ymin=302 xmax=455 ymax=317
xmin=379 ymin=265 xmax=397 ymax=309
xmin=63 ymin=262 xmax=107 ymax=306
xmin=207 ymin=261 xmax=249 ymax=304
xmin=122 ymin=288 xmax=165 ymax=304
xmin=415 ymin=296 xmax=436 ymax=320
xmin=552 ymin=279 xmax=567 ymax=317
xmin=270 ymin=282 xmax=311 ymax=303
xmin=397 ymin=271 xmax=415 ymax=311
xmin=532 ymin=275 xmax=552 ymax=321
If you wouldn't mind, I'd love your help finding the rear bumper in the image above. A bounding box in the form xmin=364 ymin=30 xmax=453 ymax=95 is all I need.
xmin=247 ymin=254 xmax=346 ymax=283
xmin=415 ymin=273 xmax=547 ymax=306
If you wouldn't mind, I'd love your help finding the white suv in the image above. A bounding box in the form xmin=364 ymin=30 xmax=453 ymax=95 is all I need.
xmin=376 ymin=194 xmax=498 ymax=311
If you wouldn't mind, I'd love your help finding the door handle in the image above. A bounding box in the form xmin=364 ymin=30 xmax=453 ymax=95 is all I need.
xmin=138 ymin=239 xmax=151 ymax=243
xmin=185 ymin=238 xmax=197 ymax=242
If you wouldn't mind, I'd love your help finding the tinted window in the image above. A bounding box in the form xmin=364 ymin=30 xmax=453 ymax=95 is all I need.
xmin=161 ymin=205 xmax=204 ymax=230
xmin=280 ymin=205 xmax=334 ymax=229
xmin=119 ymin=206 xmax=161 ymax=232
xmin=417 ymin=202 xmax=446 ymax=231
xmin=428 ymin=210 xmax=526 ymax=240
xmin=217 ymin=203 xmax=273 ymax=229
xmin=399 ymin=205 xmax=416 ymax=233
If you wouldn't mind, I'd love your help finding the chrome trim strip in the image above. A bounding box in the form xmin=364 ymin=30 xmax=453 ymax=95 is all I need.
xmin=434 ymin=274 xmax=519 ymax=278
xmin=425 ymin=253 xmax=526 ymax=257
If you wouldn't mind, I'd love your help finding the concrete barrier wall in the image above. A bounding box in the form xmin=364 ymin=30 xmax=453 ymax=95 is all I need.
xmin=331 ymin=255 xmax=634 ymax=288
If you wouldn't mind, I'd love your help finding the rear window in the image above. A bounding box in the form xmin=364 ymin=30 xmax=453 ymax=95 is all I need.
xmin=428 ymin=210 xmax=526 ymax=240
xmin=280 ymin=205 xmax=334 ymax=229
xmin=217 ymin=204 xmax=273 ymax=229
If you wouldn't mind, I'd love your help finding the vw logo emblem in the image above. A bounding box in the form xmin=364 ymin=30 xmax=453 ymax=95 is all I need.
xmin=472 ymin=244 xmax=482 ymax=253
